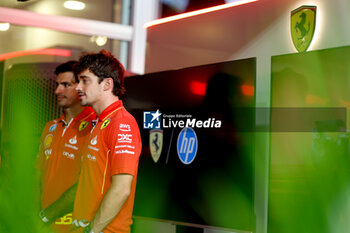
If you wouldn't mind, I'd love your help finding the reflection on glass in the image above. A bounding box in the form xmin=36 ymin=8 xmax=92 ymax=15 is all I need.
xmin=270 ymin=46 xmax=350 ymax=233
xmin=0 ymin=24 xmax=121 ymax=71
xmin=0 ymin=0 xmax=122 ymax=23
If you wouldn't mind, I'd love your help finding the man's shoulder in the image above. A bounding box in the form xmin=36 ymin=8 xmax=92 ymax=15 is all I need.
xmin=104 ymin=108 xmax=141 ymax=146
xmin=101 ymin=108 xmax=139 ymax=136
xmin=111 ymin=107 xmax=138 ymax=125
xmin=42 ymin=118 xmax=60 ymax=132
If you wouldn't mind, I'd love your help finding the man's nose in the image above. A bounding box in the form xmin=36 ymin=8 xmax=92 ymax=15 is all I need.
xmin=55 ymin=85 xmax=62 ymax=95
xmin=76 ymin=81 xmax=82 ymax=92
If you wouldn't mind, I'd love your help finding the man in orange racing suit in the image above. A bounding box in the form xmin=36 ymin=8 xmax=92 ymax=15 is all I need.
xmin=36 ymin=61 xmax=95 ymax=232
xmin=73 ymin=50 xmax=142 ymax=233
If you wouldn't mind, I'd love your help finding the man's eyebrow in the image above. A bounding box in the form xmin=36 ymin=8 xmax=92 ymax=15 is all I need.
xmin=57 ymin=81 xmax=71 ymax=85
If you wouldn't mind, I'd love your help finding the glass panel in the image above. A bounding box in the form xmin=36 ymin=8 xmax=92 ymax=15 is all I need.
xmin=269 ymin=46 xmax=350 ymax=233
xmin=127 ymin=58 xmax=256 ymax=231
xmin=0 ymin=0 xmax=124 ymax=24
xmin=161 ymin=0 xmax=240 ymax=18
xmin=0 ymin=24 xmax=121 ymax=69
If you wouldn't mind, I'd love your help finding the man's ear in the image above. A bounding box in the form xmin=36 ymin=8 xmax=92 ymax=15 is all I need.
xmin=103 ymin=78 xmax=113 ymax=91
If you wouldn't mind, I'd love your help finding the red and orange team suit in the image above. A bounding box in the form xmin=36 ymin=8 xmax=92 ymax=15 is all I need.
xmin=73 ymin=100 xmax=141 ymax=233
xmin=36 ymin=107 xmax=95 ymax=232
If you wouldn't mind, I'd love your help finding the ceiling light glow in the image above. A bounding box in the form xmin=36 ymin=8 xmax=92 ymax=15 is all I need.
xmin=95 ymin=36 xmax=108 ymax=46
xmin=145 ymin=0 xmax=258 ymax=28
xmin=90 ymin=36 xmax=108 ymax=46
xmin=0 ymin=48 xmax=71 ymax=61
xmin=64 ymin=1 xmax=85 ymax=11
xmin=0 ymin=23 xmax=10 ymax=31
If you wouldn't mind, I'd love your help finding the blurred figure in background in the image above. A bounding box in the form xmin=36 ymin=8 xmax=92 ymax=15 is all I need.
xmin=36 ymin=61 xmax=95 ymax=232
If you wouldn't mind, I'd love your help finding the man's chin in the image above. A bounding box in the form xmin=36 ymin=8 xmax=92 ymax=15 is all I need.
xmin=80 ymin=101 xmax=91 ymax=107
xmin=57 ymin=102 xmax=66 ymax=108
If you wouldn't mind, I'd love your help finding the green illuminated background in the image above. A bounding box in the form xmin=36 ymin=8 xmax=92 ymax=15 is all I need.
xmin=0 ymin=63 xmax=60 ymax=233
xmin=269 ymin=46 xmax=350 ymax=233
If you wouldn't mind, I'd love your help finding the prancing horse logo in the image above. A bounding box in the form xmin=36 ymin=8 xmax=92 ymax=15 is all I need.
xmin=291 ymin=5 xmax=316 ymax=52
xmin=149 ymin=129 xmax=163 ymax=163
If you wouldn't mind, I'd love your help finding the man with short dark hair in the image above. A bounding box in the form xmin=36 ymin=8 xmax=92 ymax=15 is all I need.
xmin=72 ymin=50 xmax=142 ymax=233
xmin=36 ymin=61 xmax=95 ymax=232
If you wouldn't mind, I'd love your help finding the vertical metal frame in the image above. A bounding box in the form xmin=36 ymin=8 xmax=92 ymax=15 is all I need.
xmin=130 ymin=0 xmax=160 ymax=74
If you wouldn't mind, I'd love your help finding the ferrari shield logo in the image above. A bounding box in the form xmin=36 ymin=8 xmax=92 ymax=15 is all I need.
xmin=79 ymin=121 xmax=89 ymax=131
xmin=291 ymin=5 xmax=316 ymax=52
xmin=101 ymin=118 xmax=111 ymax=129
xmin=149 ymin=129 xmax=163 ymax=163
